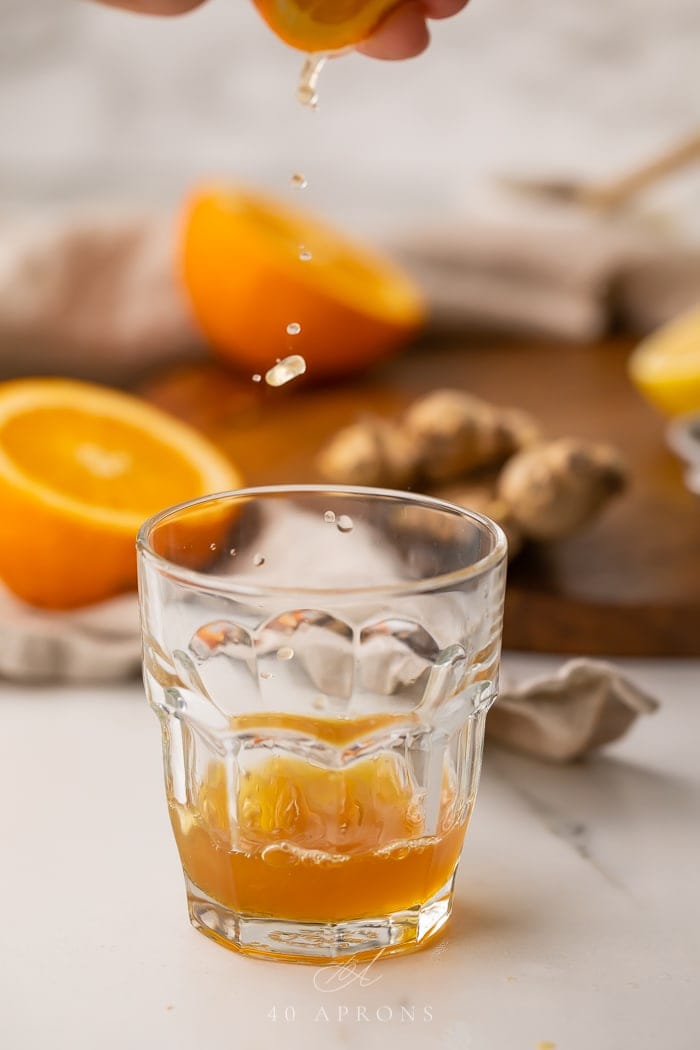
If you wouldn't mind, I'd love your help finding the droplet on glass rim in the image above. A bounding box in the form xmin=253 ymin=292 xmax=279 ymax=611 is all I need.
xmin=286 ymin=322 xmax=301 ymax=336
xmin=290 ymin=172 xmax=308 ymax=190
xmin=336 ymin=514 xmax=354 ymax=533
xmin=259 ymin=670 xmax=273 ymax=680
xmin=277 ymin=646 xmax=295 ymax=661
xmin=253 ymin=553 xmax=265 ymax=567
xmin=323 ymin=510 xmax=336 ymax=524
xmin=252 ymin=373 xmax=262 ymax=383
xmin=209 ymin=543 xmax=217 ymax=551
xmin=265 ymin=355 xmax=307 ymax=388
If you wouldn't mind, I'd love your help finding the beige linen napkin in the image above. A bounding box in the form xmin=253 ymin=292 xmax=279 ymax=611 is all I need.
xmin=490 ymin=658 xmax=659 ymax=763
xmin=389 ymin=193 xmax=700 ymax=342
xmin=0 ymin=210 xmax=201 ymax=383
xmin=0 ymin=200 xmax=698 ymax=382
xmin=0 ymin=586 xmax=140 ymax=684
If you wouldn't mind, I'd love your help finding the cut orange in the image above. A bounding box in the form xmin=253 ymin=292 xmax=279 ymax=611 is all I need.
xmin=252 ymin=0 xmax=402 ymax=52
xmin=180 ymin=187 xmax=425 ymax=382
xmin=0 ymin=379 xmax=241 ymax=609
xmin=629 ymin=306 xmax=700 ymax=416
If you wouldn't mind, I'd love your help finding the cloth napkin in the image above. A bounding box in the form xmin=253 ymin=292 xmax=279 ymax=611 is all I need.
xmin=492 ymin=658 xmax=659 ymax=762
xmin=0 ymin=197 xmax=699 ymax=381
xmin=0 ymin=586 xmax=141 ymax=684
xmin=389 ymin=190 xmax=700 ymax=342
xmin=0 ymin=209 xmax=201 ymax=383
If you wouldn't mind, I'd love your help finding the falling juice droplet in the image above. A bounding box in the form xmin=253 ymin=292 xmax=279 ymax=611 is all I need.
xmin=253 ymin=553 xmax=265 ymax=567
xmin=286 ymin=322 xmax=301 ymax=336
xmin=291 ymin=172 xmax=308 ymax=190
xmin=337 ymin=515 xmax=354 ymax=534
xmin=299 ymin=246 xmax=312 ymax=262
xmin=265 ymin=355 xmax=307 ymax=388
xmin=252 ymin=373 xmax=262 ymax=383
xmin=277 ymin=646 xmax=295 ymax=661
xmin=297 ymin=53 xmax=327 ymax=110
xmin=323 ymin=510 xmax=336 ymax=524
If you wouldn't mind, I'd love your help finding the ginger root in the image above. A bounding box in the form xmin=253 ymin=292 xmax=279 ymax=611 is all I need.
xmin=318 ymin=390 xmax=540 ymax=489
xmin=316 ymin=389 xmax=627 ymax=556
xmin=316 ymin=416 xmax=416 ymax=488
xmin=497 ymin=438 xmax=628 ymax=541
xmin=402 ymin=389 xmax=539 ymax=482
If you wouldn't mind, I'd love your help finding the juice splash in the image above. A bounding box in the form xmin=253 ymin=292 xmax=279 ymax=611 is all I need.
xmin=265 ymin=353 xmax=307 ymax=386
xmin=169 ymin=714 xmax=469 ymax=923
xmin=297 ymin=53 xmax=326 ymax=109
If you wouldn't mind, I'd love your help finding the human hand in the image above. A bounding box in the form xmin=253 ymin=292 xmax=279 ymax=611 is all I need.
xmin=93 ymin=1 xmax=469 ymax=59
xmin=358 ymin=1 xmax=470 ymax=59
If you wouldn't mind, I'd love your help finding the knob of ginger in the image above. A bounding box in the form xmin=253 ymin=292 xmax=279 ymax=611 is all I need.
xmin=318 ymin=390 xmax=540 ymax=489
xmin=402 ymin=390 xmax=540 ymax=482
xmin=497 ymin=438 xmax=628 ymax=541
xmin=316 ymin=416 xmax=417 ymax=488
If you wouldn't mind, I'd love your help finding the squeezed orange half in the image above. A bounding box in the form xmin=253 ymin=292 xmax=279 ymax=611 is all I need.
xmin=252 ymin=0 xmax=403 ymax=52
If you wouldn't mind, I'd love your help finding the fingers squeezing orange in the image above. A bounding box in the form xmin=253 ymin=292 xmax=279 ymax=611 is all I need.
xmin=252 ymin=0 xmax=469 ymax=56
xmin=252 ymin=0 xmax=403 ymax=52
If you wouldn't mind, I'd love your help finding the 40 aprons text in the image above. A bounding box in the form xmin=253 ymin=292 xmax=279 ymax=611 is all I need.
xmin=267 ymin=1004 xmax=434 ymax=1023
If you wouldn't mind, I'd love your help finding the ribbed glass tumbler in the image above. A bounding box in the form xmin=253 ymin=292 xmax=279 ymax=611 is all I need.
xmin=138 ymin=486 xmax=507 ymax=963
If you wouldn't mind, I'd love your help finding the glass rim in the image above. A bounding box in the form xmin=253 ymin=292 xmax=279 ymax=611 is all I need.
xmin=137 ymin=484 xmax=508 ymax=600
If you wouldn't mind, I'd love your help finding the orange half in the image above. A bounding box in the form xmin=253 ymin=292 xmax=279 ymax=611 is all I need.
xmin=0 ymin=379 xmax=241 ymax=609
xmin=629 ymin=306 xmax=700 ymax=415
xmin=252 ymin=0 xmax=403 ymax=52
xmin=181 ymin=187 xmax=425 ymax=381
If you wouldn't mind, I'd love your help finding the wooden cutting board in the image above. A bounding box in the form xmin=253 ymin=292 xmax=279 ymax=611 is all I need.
xmin=139 ymin=335 xmax=700 ymax=657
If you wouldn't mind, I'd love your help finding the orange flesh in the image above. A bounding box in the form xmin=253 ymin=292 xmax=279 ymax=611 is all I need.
xmin=0 ymin=378 xmax=240 ymax=609
xmin=170 ymin=716 xmax=467 ymax=922
xmin=181 ymin=189 xmax=424 ymax=380
xmin=1 ymin=407 xmax=202 ymax=516
xmin=252 ymin=0 xmax=403 ymax=52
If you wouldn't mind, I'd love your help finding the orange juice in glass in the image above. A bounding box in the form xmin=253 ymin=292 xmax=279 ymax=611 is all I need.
xmin=138 ymin=486 xmax=506 ymax=963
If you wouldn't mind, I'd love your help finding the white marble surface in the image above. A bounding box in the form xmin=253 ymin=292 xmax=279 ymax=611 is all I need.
xmin=1 ymin=653 xmax=698 ymax=1050
xmin=1 ymin=0 xmax=700 ymax=234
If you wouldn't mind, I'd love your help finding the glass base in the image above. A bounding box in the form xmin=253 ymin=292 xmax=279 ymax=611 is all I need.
xmin=185 ymin=873 xmax=455 ymax=964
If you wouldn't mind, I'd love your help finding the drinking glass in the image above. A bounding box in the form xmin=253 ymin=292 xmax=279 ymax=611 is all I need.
xmin=138 ymin=486 xmax=507 ymax=963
